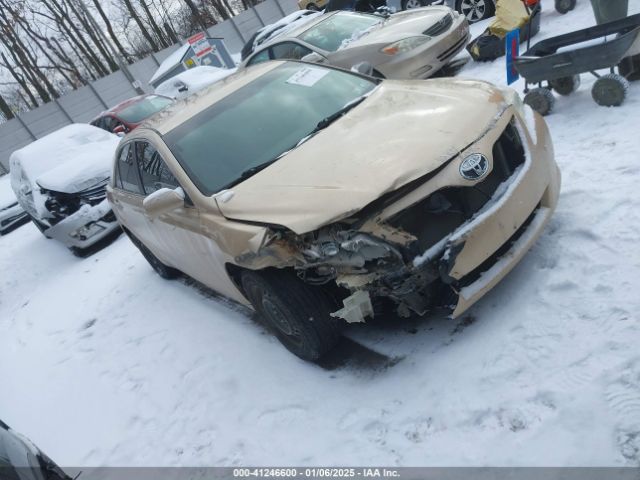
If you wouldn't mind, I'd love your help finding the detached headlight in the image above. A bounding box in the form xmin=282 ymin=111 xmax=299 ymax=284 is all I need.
xmin=381 ymin=36 xmax=430 ymax=55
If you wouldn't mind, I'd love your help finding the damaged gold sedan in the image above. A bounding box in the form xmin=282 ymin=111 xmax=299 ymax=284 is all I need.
xmin=107 ymin=60 xmax=560 ymax=361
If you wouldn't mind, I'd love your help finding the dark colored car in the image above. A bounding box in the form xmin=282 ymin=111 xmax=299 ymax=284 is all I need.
xmin=90 ymin=94 xmax=173 ymax=135
xmin=0 ymin=419 xmax=70 ymax=480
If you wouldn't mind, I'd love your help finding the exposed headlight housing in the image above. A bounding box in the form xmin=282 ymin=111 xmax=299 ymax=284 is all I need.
xmin=381 ymin=36 xmax=431 ymax=55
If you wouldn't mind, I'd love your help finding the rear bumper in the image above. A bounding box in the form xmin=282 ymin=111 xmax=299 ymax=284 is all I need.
xmin=376 ymin=14 xmax=469 ymax=79
xmin=43 ymin=199 xmax=120 ymax=249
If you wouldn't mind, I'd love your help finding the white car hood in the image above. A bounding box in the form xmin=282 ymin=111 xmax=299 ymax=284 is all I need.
xmin=9 ymin=124 xmax=120 ymax=220
xmin=10 ymin=124 xmax=120 ymax=195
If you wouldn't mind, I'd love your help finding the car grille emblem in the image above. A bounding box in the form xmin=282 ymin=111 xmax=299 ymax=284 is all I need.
xmin=460 ymin=153 xmax=489 ymax=180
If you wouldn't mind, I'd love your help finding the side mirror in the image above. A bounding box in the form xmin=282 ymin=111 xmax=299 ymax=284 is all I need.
xmin=351 ymin=61 xmax=374 ymax=76
xmin=143 ymin=187 xmax=185 ymax=219
xmin=113 ymin=124 xmax=126 ymax=137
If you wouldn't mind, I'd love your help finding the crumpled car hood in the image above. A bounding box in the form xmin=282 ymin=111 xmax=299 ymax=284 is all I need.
xmin=218 ymin=78 xmax=507 ymax=234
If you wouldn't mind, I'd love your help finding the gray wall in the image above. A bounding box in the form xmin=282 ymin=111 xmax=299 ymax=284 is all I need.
xmin=0 ymin=0 xmax=298 ymax=175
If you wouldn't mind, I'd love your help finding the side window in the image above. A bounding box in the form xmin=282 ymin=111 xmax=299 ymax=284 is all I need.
xmin=271 ymin=42 xmax=312 ymax=60
xmin=115 ymin=143 xmax=143 ymax=194
xmin=135 ymin=142 xmax=179 ymax=195
xmin=247 ymin=49 xmax=271 ymax=66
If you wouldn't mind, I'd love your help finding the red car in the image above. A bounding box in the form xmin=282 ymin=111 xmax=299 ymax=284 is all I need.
xmin=90 ymin=94 xmax=173 ymax=135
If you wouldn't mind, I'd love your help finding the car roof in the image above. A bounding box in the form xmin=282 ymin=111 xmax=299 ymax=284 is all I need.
xmin=246 ymin=11 xmax=334 ymax=59
xmin=92 ymin=94 xmax=171 ymax=121
xmin=255 ymin=10 xmax=324 ymax=45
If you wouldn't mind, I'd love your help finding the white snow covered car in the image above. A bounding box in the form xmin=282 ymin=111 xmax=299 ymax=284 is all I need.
xmin=10 ymin=124 xmax=121 ymax=255
xmin=154 ymin=66 xmax=237 ymax=100
xmin=0 ymin=173 xmax=29 ymax=235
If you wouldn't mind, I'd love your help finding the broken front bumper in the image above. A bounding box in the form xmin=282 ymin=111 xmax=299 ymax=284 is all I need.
xmin=338 ymin=106 xmax=560 ymax=320
xmin=43 ymin=198 xmax=119 ymax=249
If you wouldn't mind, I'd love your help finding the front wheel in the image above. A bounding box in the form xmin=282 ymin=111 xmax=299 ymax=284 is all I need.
xmin=455 ymin=0 xmax=495 ymax=23
xmin=592 ymin=73 xmax=629 ymax=107
xmin=524 ymin=88 xmax=556 ymax=116
xmin=241 ymin=269 xmax=343 ymax=361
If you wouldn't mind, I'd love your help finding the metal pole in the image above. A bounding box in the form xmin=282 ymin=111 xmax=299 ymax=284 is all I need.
xmin=76 ymin=0 xmax=145 ymax=95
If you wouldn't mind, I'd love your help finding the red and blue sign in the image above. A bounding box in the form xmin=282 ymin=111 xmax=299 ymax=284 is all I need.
xmin=506 ymin=28 xmax=520 ymax=85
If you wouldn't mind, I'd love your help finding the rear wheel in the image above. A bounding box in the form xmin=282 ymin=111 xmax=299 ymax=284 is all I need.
xmin=592 ymin=73 xmax=629 ymax=107
xmin=524 ymin=87 xmax=555 ymax=116
xmin=241 ymin=269 xmax=343 ymax=361
xmin=402 ymin=0 xmax=429 ymax=9
xmin=555 ymin=0 xmax=576 ymax=14
xmin=455 ymin=0 xmax=495 ymax=23
xmin=550 ymin=75 xmax=581 ymax=95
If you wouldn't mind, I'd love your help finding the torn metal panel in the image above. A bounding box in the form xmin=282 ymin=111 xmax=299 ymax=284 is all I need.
xmin=44 ymin=198 xmax=119 ymax=249
xmin=331 ymin=290 xmax=374 ymax=324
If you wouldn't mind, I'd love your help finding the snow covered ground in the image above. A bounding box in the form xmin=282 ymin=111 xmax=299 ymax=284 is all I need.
xmin=2 ymin=0 xmax=640 ymax=467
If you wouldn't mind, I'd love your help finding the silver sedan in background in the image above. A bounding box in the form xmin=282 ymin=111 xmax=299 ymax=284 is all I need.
xmin=240 ymin=7 xmax=469 ymax=80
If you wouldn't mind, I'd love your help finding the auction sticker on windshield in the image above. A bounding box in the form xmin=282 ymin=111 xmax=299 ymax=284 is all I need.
xmin=286 ymin=66 xmax=329 ymax=87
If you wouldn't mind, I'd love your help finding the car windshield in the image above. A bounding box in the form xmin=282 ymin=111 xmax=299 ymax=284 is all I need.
xmin=117 ymin=95 xmax=173 ymax=123
xmin=299 ymin=12 xmax=382 ymax=52
xmin=163 ymin=62 xmax=377 ymax=196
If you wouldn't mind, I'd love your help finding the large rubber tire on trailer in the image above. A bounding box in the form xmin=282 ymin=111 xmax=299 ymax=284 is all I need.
xmin=592 ymin=73 xmax=629 ymax=107
xmin=550 ymin=75 xmax=581 ymax=96
xmin=455 ymin=0 xmax=495 ymax=23
xmin=555 ymin=0 xmax=576 ymax=14
xmin=241 ymin=269 xmax=343 ymax=361
xmin=524 ymin=88 xmax=556 ymax=116
xmin=402 ymin=0 xmax=429 ymax=9
xmin=125 ymin=229 xmax=180 ymax=279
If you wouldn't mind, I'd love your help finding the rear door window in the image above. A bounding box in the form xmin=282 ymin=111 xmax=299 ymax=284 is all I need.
xmin=271 ymin=42 xmax=313 ymax=60
xmin=247 ymin=49 xmax=271 ymax=66
xmin=114 ymin=143 xmax=143 ymax=194
xmin=135 ymin=141 xmax=179 ymax=195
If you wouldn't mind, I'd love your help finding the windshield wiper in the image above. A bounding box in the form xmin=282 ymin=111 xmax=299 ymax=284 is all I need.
xmin=219 ymin=96 xmax=369 ymax=190
xmin=308 ymin=95 xmax=368 ymax=136
xmin=223 ymin=159 xmax=280 ymax=189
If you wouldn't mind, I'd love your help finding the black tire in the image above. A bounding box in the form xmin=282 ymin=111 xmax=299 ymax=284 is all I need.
xmin=241 ymin=269 xmax=343 ymax=361
xmin=550 ymin=75 xmax=581 ymax=96
xmin=524 ymin=88 xmax=556 ymax=116
xmin=401 ymin=0 xmax=428 ymax=9
xmin=592 ymin=73 xmax=629 ymax=107
xmin=555 ymin=0 xmax=576 ymax=14
xmin=124 ymin=230 xmax=180 ymax=279
xmin=455 ymin=0 xmax=495 ymax=23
